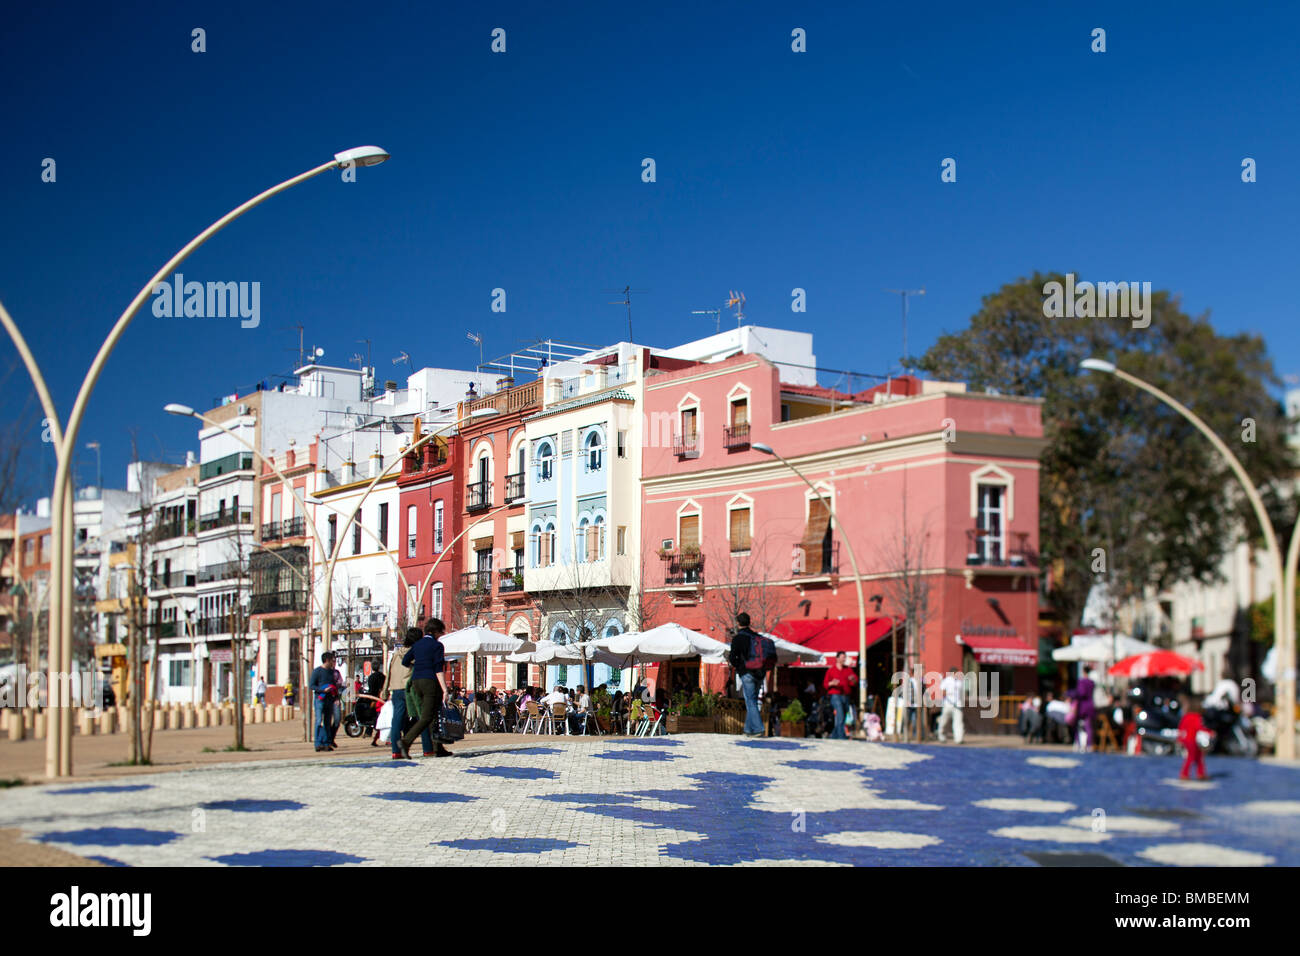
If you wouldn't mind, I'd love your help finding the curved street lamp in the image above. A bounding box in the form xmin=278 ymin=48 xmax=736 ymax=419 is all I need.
xmin=1080 ymin=358 xmax=1295 ymax=760
xmin=752 ymin=442 xmax=869 ymax=738
xmin=0 ymin=146 xmax=390 ymax=778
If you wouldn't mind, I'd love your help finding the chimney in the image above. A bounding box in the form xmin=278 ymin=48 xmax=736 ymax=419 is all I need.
xmin=185 ymin=450 xmax=196 ymax=467
xmin=496 ymin=376 xmax=514 ymax=391
xmin=385 ymin=380 xmax=398 ymax=392
xmin=341 ymin=460 xmax=356 ymax=483
xmin=369 ymin=453 xmax=383 ymax=478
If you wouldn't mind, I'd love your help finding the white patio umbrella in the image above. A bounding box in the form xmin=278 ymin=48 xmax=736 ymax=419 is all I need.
xmin=1051 ymin=633 xmax=1158 ymax=663
xmin=504 ymin=640 xmax=585 ymax=665
xmin=439 ymin=626 xmax=534 ymax=659
xmin=760 ymin=632 xmax=825 ymax=665
xmin=591 ymin=622 xmax=730 ymax=663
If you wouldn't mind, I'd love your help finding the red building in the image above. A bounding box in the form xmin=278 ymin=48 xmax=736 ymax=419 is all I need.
xmin=639 ymin=352 xmax=1046 ymax=713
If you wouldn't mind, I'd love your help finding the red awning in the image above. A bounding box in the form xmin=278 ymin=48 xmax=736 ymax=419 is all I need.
xmin=775 ymin=617 xmax=898 ymax=654
xmin=957 ymin=634 xmax=1037 ymax=666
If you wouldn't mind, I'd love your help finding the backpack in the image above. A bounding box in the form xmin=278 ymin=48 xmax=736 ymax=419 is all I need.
xmin=742 ymin=631 xmax=776 ymax=672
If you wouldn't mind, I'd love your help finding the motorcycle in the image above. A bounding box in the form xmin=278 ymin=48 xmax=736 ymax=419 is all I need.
xmin=342 ymin=694 xmax=382 ymax=738
xmin=1201 ymin=705 xmax=1258 ymax=757
xmin=1126 ymin=692 xmax=1182 ymax=756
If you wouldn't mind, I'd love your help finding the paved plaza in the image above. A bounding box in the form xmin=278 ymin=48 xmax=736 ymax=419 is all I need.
xmin=1 ymin=736 xmax=1297 ymax=867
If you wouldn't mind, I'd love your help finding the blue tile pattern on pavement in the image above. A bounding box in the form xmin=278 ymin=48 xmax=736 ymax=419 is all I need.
xmin=52 ymin=784 xmax=154 ymax=796
xmin=202 ymin=799 xmax=304 ymax=813
xmin=329 ymin=760 xmax=416 ymax=769
xmin=435 ymin=838 xmax=580 ymax=853
xmin=38 ymin=827 xmax=181 ymax=847
xmin=3 ymin=738 xmax=1296 ymax=866
xmin=86 ymin=855 xmax=130 ymax=866
xmin=207 ymin=849 xmax=367 ymax=866
xmin=369 ymin=791 xmax=479 ymax=803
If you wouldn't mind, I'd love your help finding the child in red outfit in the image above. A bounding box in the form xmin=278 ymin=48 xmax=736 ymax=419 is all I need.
xmin=1177 ymin=699 xmax=1208 ymax=780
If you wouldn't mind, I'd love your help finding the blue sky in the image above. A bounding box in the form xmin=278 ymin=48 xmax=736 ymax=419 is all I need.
xmin=2 ymin=0 xmax=1297 ymax=499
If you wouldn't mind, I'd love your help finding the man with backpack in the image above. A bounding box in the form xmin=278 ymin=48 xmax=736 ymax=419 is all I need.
xmin=728 ymin=612 xmax=777 ymax=737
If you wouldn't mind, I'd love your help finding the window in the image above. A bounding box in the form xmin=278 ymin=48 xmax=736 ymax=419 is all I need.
xmin=729 ymin=506 xmax=752 ymax=552
xmin=731 ymin=398 xmax=749 ymax=427
xmin=780 ymin=403 xmax=791 ymax=422
xmin=593 ymin=514 xmax=606 ymax=560
xmin=407 ymin=505 xmax=417 ymax=558
xmin=798 ymin=493 xmax=833 ymax=574
xmin=168 ymin=659 xmax=192 ymax=687
xmin=543 ymin=522 xmax=556 ymax=566
xmin=617 ymin=526 xmax=626 ymax=555
xmin=352 ymin=512 xmax=362 ymax=555
xmin=537 ymin=441 xmax=554 ymax=481
xmin=585 ymin=431 xmax=603 ymax=472
xmin=617 ymin=430 xmax=627 ymax=458
xmin=328 ymin=515 xmax=337 ymax=556
xmin=434 ymin=500 xmax=445 ymax=552
xmin=576 ymin=517 xmax=590 ymax=562
xmin=267 ymin=637 xmax=278 ymax=684
xmin=681 ymin=408 xmax=697 ymax=441
xmin=270 ymin=492 xmax=282 ymax=524
xmin=431 ymin=582 xmax=443 ymax=620
xmin=378 ymin=503 xmax=389 ymax=549
xmin=679 ymin=513 xmax=700 ymax=551
xmin=977 ymin=484 xmax=1005 ymax=562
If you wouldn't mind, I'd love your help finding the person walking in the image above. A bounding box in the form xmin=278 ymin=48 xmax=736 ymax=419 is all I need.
xmin=283 ymin=680 xmax=294 ymax=708
xmin=397 ymin=619 xmax=451 ymax=759
xmin=383 ymin=629 xmax=433 ymax=759
xmin=936 ymin=667 xmax=965 ymax=744
xmin=327 ymin=658 xmax=345 ymax=748
xmin=254 ymin=675 xmax=267 ymax=706
xmin=1069 ymin=669 xmax=1098 ymax=751
xmin=822 ymin=651 xmax=857 ymax=740
xmin=1177 ymin=696 xmax=1209 ymax=780
xmin=728 ymin=612 xmax=777 ymax=738
xmin=309 ymin=651 xmax=340 ymax=752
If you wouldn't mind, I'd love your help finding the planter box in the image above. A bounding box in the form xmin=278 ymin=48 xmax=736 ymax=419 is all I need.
xmin=667 ymin=714 xmax=716 ymax=734
xmin=779 ymin=720 xmax=806 ymax=738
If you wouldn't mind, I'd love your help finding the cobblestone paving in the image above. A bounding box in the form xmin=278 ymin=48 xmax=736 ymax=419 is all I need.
xmin=0 ymin=737 xmax=1296 ymax=866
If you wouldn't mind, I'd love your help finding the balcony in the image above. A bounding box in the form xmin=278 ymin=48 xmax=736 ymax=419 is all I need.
xmin=197 ymin=560 xmax=245 ymax=584
xmin=466 ymin=479 xmax=492 ymax=512
xmin=402 ymin=445 xmax=449 ymax=475
xmin=260 ymin=516 xmax=306 ymax=542
xmin=503 ymin=473 xmax=525 ymax=503
xmin=793 ymin=541 xmax=840 ymax=577
xmin=661 ymin=550 xmax=705 ymax=587
xmin=723 ymin=423 xmax=751 ymax=450
xmin=498 ymin=569 xmax=526 ymax=596
xmin=150 ymin=571 xmax=197 ymax=591
xmin=251 ymin=589 xmax=309 ymax=616
xmin=199 ymin=452 xmax=254 ymax=482
xmin=198 ymin=508 xmax=252 ymax=532
xmin=673 ymin=433 xmax=700 ymax=459
xmin=467 ymin=378 xmax=542 ymax=417
xmin=154 ymin=519 xmax=197 ymax=540
xmin=965 ymin=530 xmax=1034 ymax=568
xmin=459 ymin=570 xmax=493 ymax=597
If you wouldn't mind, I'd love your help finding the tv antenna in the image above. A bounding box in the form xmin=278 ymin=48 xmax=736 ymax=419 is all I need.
xmin=604 ymin=286 xmax=646 ymax=341
xmin=691 ymin=306 xmax=723 ymax=334
xmin=726 ymin=290 xmax=746 ymax=327
xmin=393 ymin=350 xmax=414 ymax=373
xmin=885 ymin=287 xmax=925 ymax=370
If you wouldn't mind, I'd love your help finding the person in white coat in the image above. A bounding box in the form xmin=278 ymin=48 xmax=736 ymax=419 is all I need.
xmin=936 ymin=668 xmax=965 ymax=744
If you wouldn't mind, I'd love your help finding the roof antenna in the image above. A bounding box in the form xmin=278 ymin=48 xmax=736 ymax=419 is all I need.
xmin=726 ymin=290 xmax=746 ymax=327
xmin=691 ymin=306 xmax=722 ymax=334
xmin=605 ymin=286 xmax=646 ymax=341
xmin=885 ymin=287 xmax=925 ymax=372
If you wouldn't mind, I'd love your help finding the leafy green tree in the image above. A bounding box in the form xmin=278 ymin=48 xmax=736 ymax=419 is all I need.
xmin=916 ymin=272 xmax=1295 ymax=639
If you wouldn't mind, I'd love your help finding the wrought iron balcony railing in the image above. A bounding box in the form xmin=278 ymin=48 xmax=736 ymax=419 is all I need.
xmin=723 ymin=423 xmax=750 ymax=450
xmin=466 ymin=479 xmax=492 ymax=512
xmin=661 ymin=550 xmax=704 ymax=586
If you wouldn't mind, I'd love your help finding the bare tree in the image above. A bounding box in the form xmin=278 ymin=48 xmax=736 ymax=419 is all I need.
xmin=875 ymin=480 xmax=938 ymax=742
xmin=703 ymin=540 xmax=795 ymax=638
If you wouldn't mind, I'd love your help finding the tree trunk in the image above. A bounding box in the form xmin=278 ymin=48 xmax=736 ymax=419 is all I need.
xmin=144 ymin=613 xmax=162 ymax=762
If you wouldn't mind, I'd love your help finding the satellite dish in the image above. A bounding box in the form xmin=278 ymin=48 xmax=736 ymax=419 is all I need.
xmin=315 ymin=347 xmax=325 ymax=358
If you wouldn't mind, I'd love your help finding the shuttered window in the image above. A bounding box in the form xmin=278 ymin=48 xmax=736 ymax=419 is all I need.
xmin=800 ymin=496 xmax=832 ymax=573
xmin=731 ymin=399 xmax=748 ymax=426
xmin=729 ymin=507 xmax=751 ymax=552
xmin=681 ymin=408 xmax=698 ymax=440
xmin=679 ymin=513 xmax=700 ymax=550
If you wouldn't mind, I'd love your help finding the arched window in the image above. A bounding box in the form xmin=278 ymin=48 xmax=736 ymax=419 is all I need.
xmin=585 ymin=430 xmax=603 ymax=472
xmin=536 ymin=441 xmax=554 ymax=482
xmin=576 ymin=516 xmax=590 ymax=562
xmin=543 ymin=521 xmax=556 ymax=566
xmin=593 ymin=513 xmax=606 ymax=560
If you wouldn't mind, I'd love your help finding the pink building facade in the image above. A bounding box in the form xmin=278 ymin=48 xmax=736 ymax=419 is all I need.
xmin=640 ymin=352 xmax=1046 ymax=706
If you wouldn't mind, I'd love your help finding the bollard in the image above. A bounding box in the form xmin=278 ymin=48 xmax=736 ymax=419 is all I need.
xmin=183 ymin=707 xmax=195 ymax=729
xmin=78 ymin=711 xmax=95 ymax=736
xmin=33 ymin=712 xmax=46 ymax=739
xmin=24 ymin=710 xmax=35 ymax=733
xmin=8 ymin=713 xmax=25 ymax=741
xmin=99 ymin=710 xmax=116 ymax=735
xmin=0 ymin=709 xmax=8 ymax=733
xmin=196 ymin=708 xmax=210 ymax=729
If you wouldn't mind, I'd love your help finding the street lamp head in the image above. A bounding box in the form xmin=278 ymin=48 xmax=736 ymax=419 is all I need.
xmin=1080 ymin=358 xmax=1117 ymax=374
xmin=465 ymin=407 xmax=501 ymax=420
xmin=164 ymin=403 xmax=197 ymax=418
xmin=751 ymin=442 xmax=775 ymax=456
xmin=333 ymin=146 xmax=390 ymax=168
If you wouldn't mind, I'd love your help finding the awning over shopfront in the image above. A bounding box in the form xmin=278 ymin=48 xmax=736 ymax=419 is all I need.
xmin=775 ymin=616 xmax=897 ymax=660
xmin=957 ymin=633 xmax=1037 ymax=666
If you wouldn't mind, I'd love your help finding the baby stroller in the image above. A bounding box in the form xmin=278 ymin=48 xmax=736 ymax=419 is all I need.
xmin=807 ymin=697 xmax=836 ymax=738
xmin=343 ymin=694 xmax=383 ymax=738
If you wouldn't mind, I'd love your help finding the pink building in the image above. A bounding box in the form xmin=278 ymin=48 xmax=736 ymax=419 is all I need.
xmin=640 ymin=352 xmax=1046 ymax=711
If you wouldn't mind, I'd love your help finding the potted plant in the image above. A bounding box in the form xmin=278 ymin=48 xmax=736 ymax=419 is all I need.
xmin=511 ymin=572 xmax=524 ymax=590
xmin=591 ymin=686 xmax=612 ymax=732
xmin=656 ymin=545 xmax=673 ymax=560
xmin=779 ymin=699 xmax=807 ymax=738
xmin=666 ymin=691 xmax=721 ymax=733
